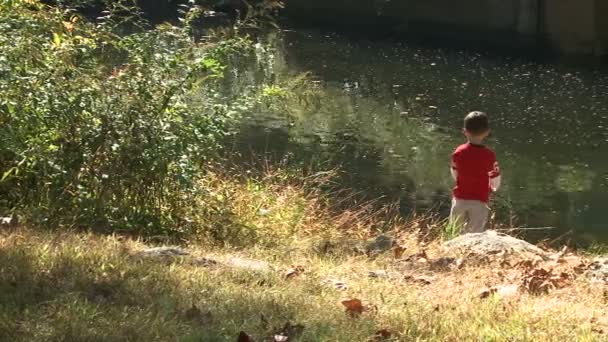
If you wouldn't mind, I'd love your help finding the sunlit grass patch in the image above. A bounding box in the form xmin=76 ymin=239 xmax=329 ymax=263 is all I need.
xmin=1 ymin=224 xmax=606 ymax=341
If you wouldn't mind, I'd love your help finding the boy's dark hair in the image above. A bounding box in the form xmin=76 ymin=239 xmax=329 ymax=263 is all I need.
xmin=464 ymin=111 xmax=490 ymax=135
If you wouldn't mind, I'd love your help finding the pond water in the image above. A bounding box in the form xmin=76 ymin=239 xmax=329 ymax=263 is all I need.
xmin=234 ymin=30 xmax=608 ymax=244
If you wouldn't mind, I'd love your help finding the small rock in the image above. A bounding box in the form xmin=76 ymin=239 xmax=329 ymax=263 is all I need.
xmin=137 ymin=246 xmax=189 ymax=258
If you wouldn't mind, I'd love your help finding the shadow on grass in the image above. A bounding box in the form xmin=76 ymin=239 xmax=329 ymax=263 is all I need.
xmin=0 ymin=235 xmax=359 ymax=342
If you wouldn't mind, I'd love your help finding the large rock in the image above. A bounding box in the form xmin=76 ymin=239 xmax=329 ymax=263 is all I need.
xmin=443 ymin=231 xmax=548 ymax=259
xmin=586 ymin=257 xmax=608 ymax=284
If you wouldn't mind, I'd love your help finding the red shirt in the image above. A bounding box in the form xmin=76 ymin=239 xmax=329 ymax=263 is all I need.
xmin=451 ymin=143 xmax=500 ymax=203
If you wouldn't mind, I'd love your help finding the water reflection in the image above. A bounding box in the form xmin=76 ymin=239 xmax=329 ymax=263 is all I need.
xmin=233 ymin=30 xmax=608 ymax=244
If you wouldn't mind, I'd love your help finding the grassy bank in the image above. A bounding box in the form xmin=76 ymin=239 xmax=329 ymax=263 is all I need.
xmin=1 ymin=165 xmax=606 ymax=342
xmin=1 ymin=2 xmax=606 ymax=341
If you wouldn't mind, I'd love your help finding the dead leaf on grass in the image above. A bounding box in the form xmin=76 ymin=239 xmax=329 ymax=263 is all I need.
xmin=521 ymin=268 xmax=571 ymax=295
xmin=404 ymin=249 xmax=428 ymax=263
xmin=573 ymin=260 xmax=589 ymax=274
xmin=403 ymin=275 xmax=432 ymax=286
xmin=479 ymin=284 xmax=519 ymax=299
xmin=393 ymin=246 xmax=406 ymax=259
xmin=285 ymin=265 xmax=305 ymax=279
xmin=479 ymin=287 xmax=498 ymax=299
xmin=341 ymin=298 xmax=367 ymax=317
xmin=514 ymin=257 xmax=542 ymax=270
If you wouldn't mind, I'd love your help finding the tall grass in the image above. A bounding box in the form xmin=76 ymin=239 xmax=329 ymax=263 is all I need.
xmin=1 ymin=164 xmax=605 ymax=341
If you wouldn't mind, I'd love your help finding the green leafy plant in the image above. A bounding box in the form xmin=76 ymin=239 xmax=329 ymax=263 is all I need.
xmin=0 ymin=0 xmax=279 ymax=236
xmin=442 ymin=219 xmax=463 ymax=241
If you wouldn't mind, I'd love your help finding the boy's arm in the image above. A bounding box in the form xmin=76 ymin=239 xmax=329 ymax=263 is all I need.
xmin=489 ymin=160 xmax=501 ymax=192
xmin=450 ymin=167 xmax=458 ymax=181
xmin=450 ymin=154 xmax=458 ymax=181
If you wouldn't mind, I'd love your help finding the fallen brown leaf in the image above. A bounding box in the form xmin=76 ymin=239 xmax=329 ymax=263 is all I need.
xmin=285 ymin=265 xmax=305 ymax=279
xmin=573 ymin=260 xmax=589 ymax=274
xmin=341 ymin=298 xmax=366 ymax=316
xmin=479 ymin=283 xmax=520 ymax=299
xmin=403 ymin=275 xmax=432 ymax=286
xmin=479 ymin=287 xmax=498 ymax=299
xmin=393 ymin=246 xmax=406 ymax=259
xmin=514 ymin=259 xmax=539 ymax=270
xmin=405 ymin=249 xmax=428 ymax=263
xmin=521 ymin=268 xmax=571 ymax=295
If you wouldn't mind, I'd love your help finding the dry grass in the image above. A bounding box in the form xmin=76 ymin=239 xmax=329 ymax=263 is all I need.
xmin=1 ymin=165 xmax=606 ymax=341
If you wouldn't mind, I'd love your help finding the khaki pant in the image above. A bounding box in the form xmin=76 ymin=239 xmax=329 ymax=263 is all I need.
xmin=450 ymin=199 xmax=489 ymax=234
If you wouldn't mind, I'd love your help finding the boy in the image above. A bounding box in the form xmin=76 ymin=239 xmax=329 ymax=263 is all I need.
xmin=450 ymin=111 xmax=501 ymax=233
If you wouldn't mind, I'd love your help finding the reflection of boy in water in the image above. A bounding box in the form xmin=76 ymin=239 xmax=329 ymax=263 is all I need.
xmin=450 ymin=111 xmax=501 ymax=233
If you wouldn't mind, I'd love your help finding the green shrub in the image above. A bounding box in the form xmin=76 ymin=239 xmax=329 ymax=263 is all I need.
xmin=0 ymin=0 xmax=270 ymax=235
